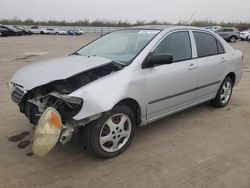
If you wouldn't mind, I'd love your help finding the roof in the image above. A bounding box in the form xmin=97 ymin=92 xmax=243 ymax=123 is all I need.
xmin=129 ymin=25 xmax=172 ymax=30
xmin=128 ymin=25 xmax=203 ymax=31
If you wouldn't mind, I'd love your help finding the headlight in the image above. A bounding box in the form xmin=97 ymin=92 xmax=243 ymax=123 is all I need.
xmin=32 ymin=107 xmax=62 ymax=157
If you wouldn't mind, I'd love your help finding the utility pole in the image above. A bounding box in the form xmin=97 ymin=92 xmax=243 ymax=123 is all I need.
xmin=188 ymin=12 xmax=196 ymax=25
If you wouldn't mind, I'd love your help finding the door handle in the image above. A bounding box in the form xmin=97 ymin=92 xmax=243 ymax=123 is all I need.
xmin=188 ymin=63 xmax=197 ymax=70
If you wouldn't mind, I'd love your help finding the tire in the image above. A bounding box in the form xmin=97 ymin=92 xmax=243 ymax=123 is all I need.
xmin=211 ymin=77 xmax=233 ymax=108
xmin=229 ymin=36 xmax=237 ymax=43
xmin=56 ymin=32 xmax=59 ymax=35
xmin=86 ymin=105 xmax=136 ymax=158
xmin=40 ymin=31 xmax=44 ymax=34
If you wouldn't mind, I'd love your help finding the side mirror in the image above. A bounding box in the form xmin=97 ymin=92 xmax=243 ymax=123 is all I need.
xmin=142 ymin=52 xmax=173 ymax=69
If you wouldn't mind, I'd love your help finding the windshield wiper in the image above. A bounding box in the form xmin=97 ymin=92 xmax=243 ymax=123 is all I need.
xmin=70 ymin=52 xmax=82 ymax=56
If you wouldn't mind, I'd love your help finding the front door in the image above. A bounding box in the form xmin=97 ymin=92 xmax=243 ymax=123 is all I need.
xmin=145 ymin=31 xmax=198 ymax=122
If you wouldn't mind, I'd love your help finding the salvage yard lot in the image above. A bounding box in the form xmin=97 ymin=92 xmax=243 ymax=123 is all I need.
xmin=0 ymin=35 xmax=250 ymax=188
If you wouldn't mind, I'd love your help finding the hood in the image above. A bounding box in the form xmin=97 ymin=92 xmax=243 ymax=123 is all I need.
xmin=11 ymin=55 xmax=112 ymax=90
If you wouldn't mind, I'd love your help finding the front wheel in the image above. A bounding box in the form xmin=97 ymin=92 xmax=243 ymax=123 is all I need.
xmin=87 ymin=105 xmax=136 ymax=158
xmin=211 ymin=77 xmax=233 ymax=107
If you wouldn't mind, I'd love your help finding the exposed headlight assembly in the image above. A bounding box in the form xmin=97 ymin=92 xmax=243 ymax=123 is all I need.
xmin=27 ymin=92 xmax=83 ymax=124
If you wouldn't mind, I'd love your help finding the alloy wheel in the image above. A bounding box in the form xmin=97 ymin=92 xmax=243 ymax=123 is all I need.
xmin=99 ymin=113 xmax=132 ymax=152
xmin=220 ymin=81 xmax=232 ymax=104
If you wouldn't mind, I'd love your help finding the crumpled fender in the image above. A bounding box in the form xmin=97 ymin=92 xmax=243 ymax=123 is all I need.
xmin=69 ymin=66 xmax=147 ymax=122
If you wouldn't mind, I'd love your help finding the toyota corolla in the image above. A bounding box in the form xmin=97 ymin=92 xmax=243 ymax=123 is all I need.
xmin=10 ymin=26 xmax=243 ymax=158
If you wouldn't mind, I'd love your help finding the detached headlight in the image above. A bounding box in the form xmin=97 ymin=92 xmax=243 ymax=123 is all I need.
xmin=32 ymin=107 xmax=62 ymax=157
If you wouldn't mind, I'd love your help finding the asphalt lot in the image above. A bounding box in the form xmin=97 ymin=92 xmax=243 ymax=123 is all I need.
xmin=0 ymin=35 xmax=250 ymax=188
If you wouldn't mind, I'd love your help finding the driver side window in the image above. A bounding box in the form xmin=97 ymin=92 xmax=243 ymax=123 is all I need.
xmin=153 ymin=31 xmax=192 ymax=62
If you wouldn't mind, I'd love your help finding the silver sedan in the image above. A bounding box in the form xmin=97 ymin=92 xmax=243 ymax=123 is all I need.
xmin=10 ymin=25 xmax=244 ymax=158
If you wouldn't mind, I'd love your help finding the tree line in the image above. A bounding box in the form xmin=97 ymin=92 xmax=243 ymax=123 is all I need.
xmin=0 ymin=18 xmax=250 ymax=29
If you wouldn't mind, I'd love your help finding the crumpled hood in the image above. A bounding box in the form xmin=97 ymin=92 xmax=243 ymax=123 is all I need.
xmin=10 ymin=55 xmax=112 ymax=90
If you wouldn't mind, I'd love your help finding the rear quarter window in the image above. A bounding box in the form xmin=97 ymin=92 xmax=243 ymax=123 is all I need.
xmin=217 ymin=41 xmax=225 ymax=54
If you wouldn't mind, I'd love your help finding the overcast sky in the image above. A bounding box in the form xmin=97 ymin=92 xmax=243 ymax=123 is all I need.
xmin=1 ymin=0 xmax=250 ymax=23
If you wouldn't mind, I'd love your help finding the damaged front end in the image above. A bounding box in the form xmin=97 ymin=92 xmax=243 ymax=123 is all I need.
xmin=11 ymin=62 xmax=122 ymax=125
xmin=20 ymin=90 xmax=83 ymax=125
xmin=10 ymin=62 xmax=123 ymax=156
xmin=11 ymin=85 xmax=83 ymax=156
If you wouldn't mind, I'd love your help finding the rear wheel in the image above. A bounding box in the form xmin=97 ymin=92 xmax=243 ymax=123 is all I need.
xmin=211 ymin=77 xmax=233 ymax=107
xmin=229 ymin=36 xmax=237 ymax=43
xmin=86 ymin=105 xmax=136 ymax=158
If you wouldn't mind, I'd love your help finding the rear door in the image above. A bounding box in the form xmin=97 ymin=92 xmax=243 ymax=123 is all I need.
xmin=192 ymin=31 xmax=226 ymax=100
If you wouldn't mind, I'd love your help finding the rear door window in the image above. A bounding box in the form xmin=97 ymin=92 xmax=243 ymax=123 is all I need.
xmin=193 ymin=31 xmax=224 ymax=58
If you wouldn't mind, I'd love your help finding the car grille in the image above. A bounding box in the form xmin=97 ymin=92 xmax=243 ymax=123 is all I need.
xmin=11 ymin=86 xmax=25 ymax=104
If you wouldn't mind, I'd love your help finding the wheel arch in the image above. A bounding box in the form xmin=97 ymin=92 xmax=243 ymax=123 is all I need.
xmin=226 ymin=72 xmax=236 ymax=86
xmin=114 ymin=98 xmax=142 ymax=126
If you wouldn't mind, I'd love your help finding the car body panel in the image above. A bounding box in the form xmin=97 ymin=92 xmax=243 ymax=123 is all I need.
xmin=10 ymin=56 xmax=113 ymax=90
xmin=69 ymin=66 xmax=148 ymax=122
xmin=144 ymin=58 xmax=198 ymax=121
xmin=142 ymin=30 xmax=198 ymax=121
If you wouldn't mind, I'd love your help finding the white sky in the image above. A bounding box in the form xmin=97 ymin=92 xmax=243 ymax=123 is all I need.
xmin=1 ymin=0 xmax=250 ymax=23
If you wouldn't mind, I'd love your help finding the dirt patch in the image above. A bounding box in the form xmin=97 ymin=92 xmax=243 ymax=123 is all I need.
xmin=14 ymin=55 xmax=39 ymax=62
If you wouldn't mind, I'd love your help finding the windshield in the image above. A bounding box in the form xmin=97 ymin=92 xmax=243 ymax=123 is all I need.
xmin=76 ymin=29 xmax=160 ymax=64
